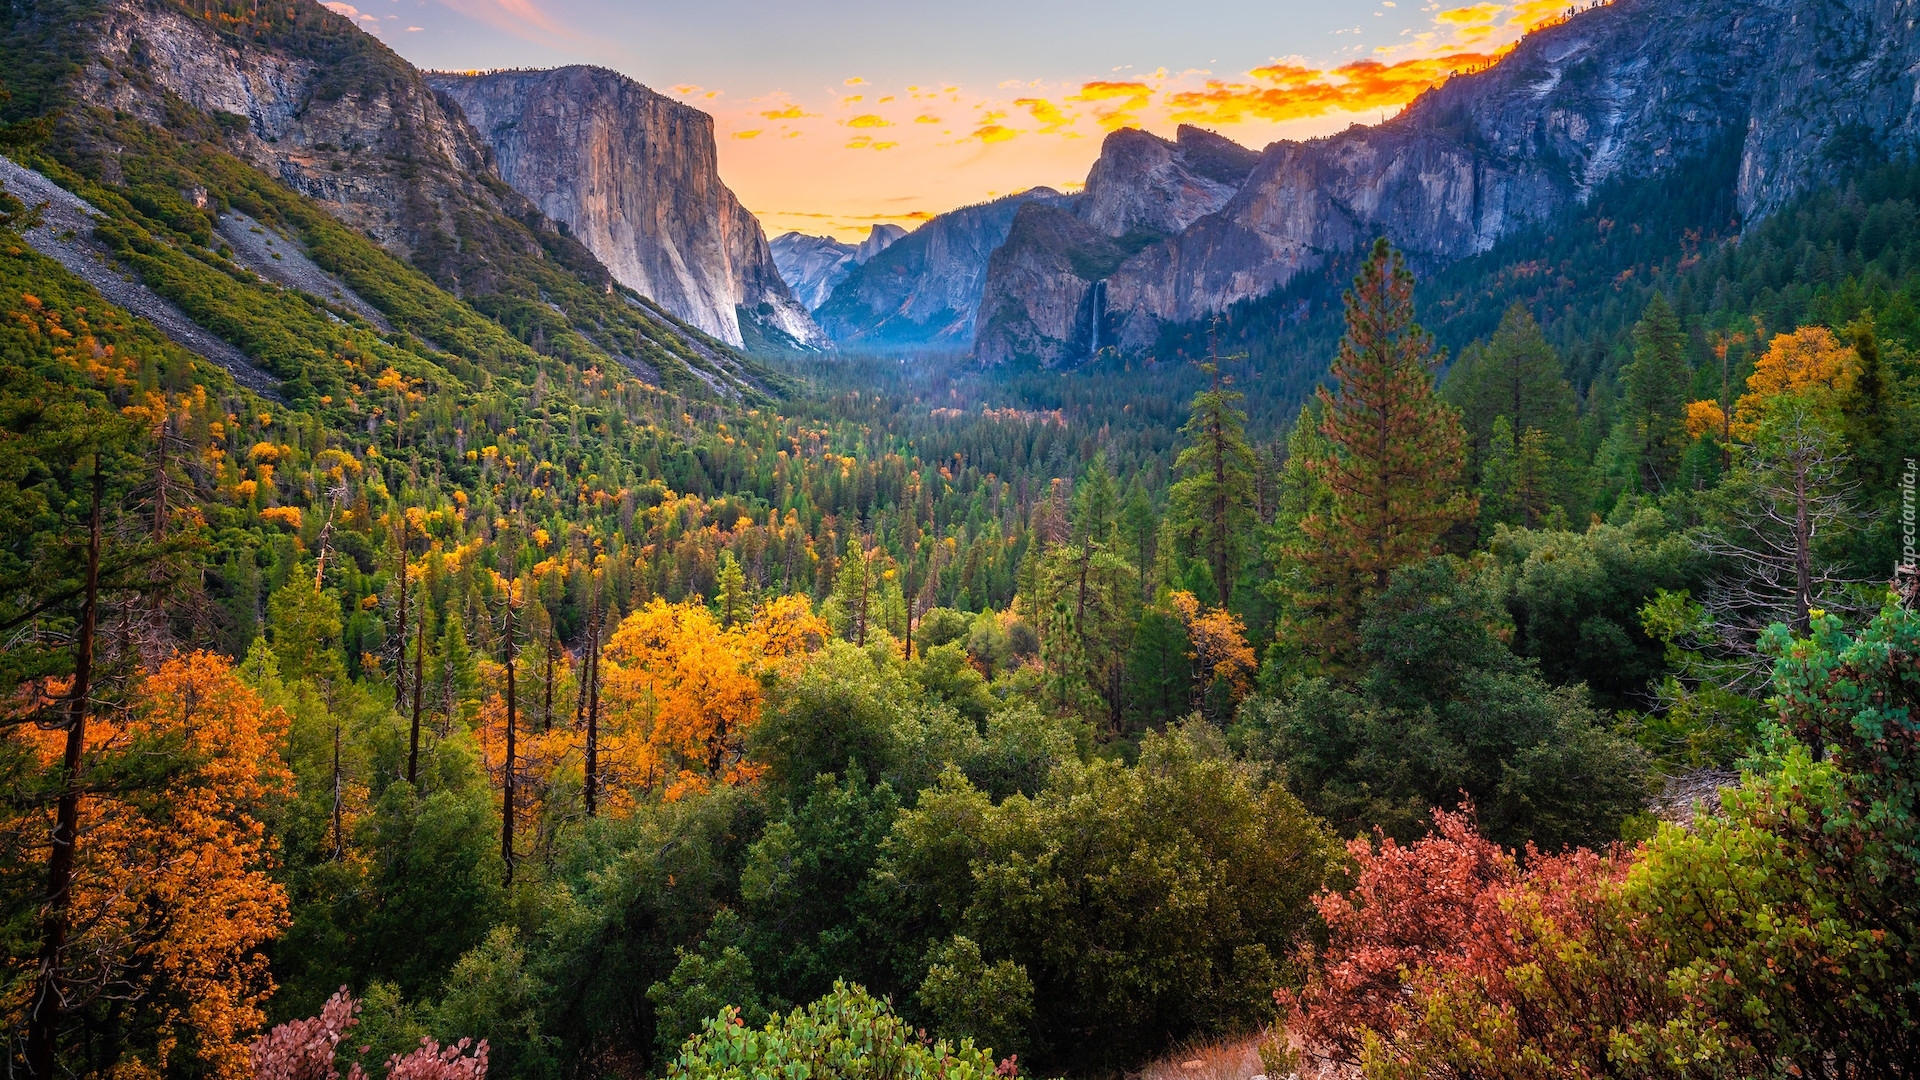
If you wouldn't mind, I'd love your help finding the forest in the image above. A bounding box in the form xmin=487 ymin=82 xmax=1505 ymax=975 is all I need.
xmin=4 ymin=18 xmax=1920 ymax=1077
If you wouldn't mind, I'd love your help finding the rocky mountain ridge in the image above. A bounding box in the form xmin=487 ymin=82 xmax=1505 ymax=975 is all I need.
xmin=771 ymin=223 xmax=905 ymax=311
xmin=958 ymin=0 xmax=1920 ymax=365
xmin=814 ymin=189 xmax=1071 ymax=350
xmin=428 ymin=66 xmax=824 ymax=350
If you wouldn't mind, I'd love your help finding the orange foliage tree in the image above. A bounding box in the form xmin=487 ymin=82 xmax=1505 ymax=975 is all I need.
xmin=1689 ymin=326 xmax=1857 ymax=444
xmin=4 ymin=652 xmax=293 ymax=1080
xmin=1169 ymin=590 xmax=1255 ymax=717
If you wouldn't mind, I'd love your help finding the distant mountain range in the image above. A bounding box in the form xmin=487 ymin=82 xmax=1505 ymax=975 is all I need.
xmin=790 ymin=0 xmax=1920 ymax=364
xmin=770 ymin=224 xmax=904 ymax=311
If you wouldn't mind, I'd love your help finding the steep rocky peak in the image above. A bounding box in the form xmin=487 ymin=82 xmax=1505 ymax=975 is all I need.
xmin=1078 ymin=124 xmax=1255 ymax=238
xmin=772 ymin=231 xmax=858 ymax=311
xmin=855 ymin=223 xmax=908 ymax=264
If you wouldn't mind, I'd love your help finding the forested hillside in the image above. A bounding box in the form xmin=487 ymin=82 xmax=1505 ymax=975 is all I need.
xmin=3 ymin=0 xmax=1920 ymax=1076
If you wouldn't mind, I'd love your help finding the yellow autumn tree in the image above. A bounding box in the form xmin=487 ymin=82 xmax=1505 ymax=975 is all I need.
xmin=1169 ymin=590 xmax=1256 ymax=717
xmin=543 ymin=595 xmax=827 ymax=805
xmin=1689 ymin=326 xmax=1857 ymax=444
xmin=4 ymin=652 xmax=293 ymax=1080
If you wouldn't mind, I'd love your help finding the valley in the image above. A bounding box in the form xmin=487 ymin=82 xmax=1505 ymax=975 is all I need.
xmin=1 ymin=0 xmax=1918 ymax=1077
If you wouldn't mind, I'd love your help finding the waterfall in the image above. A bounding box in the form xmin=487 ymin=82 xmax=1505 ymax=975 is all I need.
xmin=1088 ymin=279 xmax=1106 ymax=359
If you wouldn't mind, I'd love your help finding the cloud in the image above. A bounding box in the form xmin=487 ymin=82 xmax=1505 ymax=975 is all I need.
xmin=733 ymin=129 xmax=762 ymax=139
xmin=1070 ymin=80 xmax=1152 ymax=128
xmin=844 ymin=76 xmax=867 ymax=86
xmin=1013 ymin=97 xmax=1074 ymax=135
xmin=846 ymin=114 xmax=892 ymax=128
xmin=760 ymin=104 xmax=813 ymax=120
xmin=323 ymin=2 xmax=379 ymax=23
xmin=1166 ymin=48 xmax=1498 ymax=126
xmin=972 ymin=124 xmax=1017 ymax=143
xmin=914 ymin=114 xmax=942 ymax=124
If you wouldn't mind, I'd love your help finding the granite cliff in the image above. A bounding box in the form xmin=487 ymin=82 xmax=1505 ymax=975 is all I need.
xmin=45 ymin=0 xmax=763 ymax=389
xmin=428 ymin=66 xmax=825 ymax=350
xmin=814 ymin=189 xmax=1070 ymax=350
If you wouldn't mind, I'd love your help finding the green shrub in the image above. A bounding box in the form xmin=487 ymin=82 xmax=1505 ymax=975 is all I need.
xmin=667 ymin=982 xmax=1000 ymax=1080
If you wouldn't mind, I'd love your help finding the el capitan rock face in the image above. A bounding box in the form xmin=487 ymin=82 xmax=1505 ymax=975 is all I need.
xmin=429 ymin=66 xmax=825 ymax=349
xmin=973 ymin=0 xmax=1920 ymax=363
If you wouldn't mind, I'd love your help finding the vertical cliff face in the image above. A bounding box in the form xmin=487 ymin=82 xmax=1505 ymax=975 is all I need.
xmin=771 ymin=232 xmax=858 ymax=310
xmin=76 ymin=0 xmax=511 ymax=263
xmin=429 ymin=66 xmax=824 ymax=350
xmin=814 ymin=189 xmax=1071 ymax=350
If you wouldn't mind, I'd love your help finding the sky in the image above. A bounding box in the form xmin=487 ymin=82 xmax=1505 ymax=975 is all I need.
xmin=334 ymin=0 xmax=1573 ymax=240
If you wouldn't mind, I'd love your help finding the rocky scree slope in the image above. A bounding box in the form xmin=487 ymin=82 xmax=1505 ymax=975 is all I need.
xmin=21 ymin=0 xmax=767 ymax=395
xmin=428 ymin=66 xmax=825 ymax=351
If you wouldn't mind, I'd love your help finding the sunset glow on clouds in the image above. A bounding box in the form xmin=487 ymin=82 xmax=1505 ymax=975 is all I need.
xmin=670 ymin=0 xmax=1573 ymax=238
xmin=375 ymin=0 xmax=1588 ymax=240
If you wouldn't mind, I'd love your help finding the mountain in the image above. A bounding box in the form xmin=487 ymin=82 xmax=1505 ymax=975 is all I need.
xmin=974 ymin=126 xmax=1260 ymax=365
xmin=814 ymin=189 xmax=1070 ymax=350
xmin=23 ymin=0 xmax=770 ymax=395
xmin=973 ymin=0 xmax=1920 ymax=364
xmin=771 ymin=223 xmax=905 ymax=311
xmin=855 ymin=222 xmax=908 ymax=263
xmin=427 ymin=66 xmax=826 ymax=351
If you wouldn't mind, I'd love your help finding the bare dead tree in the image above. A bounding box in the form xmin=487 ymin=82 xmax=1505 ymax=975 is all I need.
xmin=1698 ymin=403 xmax=1874 ymax=685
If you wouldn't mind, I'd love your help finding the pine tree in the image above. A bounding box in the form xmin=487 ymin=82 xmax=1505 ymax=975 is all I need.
xmin=1170 ymin=331 xmax=1258 ymax=610
xmin=832 ymin=535 xmax=872 ymax=645
xmin=1442 ymin=303 xmax=1577 ymax=463
xmin=1476 ymin=416 xmax=1517 ymax=539
xmin=1623 ymin=293 xmax=1690 ymax=492
xmin=1295 ymin=238 xmax=1474 ymax=657
xmin=716 ymin=552 xmax=749 ymax=629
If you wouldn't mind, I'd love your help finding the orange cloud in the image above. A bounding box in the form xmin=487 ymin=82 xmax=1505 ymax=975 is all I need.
xmin=846 ymin=114 xmax=892 ymax=128
xmin=1166 ymin=49 xmax=1500 ymax=126
xmin=733 ymin=129 xmax=762 ymax=139
xmin=1070 ymin=80 xmax=1152 ymax=128
xmin=1013 ymin=97 xmax=1074 ymax=135
xmin=914 ymin=114 xmax=942 ymax=124
xmin=973 ymin=124 xmax=1017 ymax=144
xmin=760 ymin=104 xmax=813 ymax=120
xmin=433 ymin=0 xmax=576 ymax=42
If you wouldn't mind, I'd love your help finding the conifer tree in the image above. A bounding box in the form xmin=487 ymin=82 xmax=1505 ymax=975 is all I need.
xmin=1442 ymin=303 xmax=1577 ymax=462
xmin=1623 ymin=293 xmax=1690 ymax=492
xmin=832 ymin=536 xmax=872 ymax=645
xmin=715 ymin=553 xmax=749 ymax=629
xmin=1170 ymin=331 xmax=1258 ymax=609
xmin=1295 ymin=238 xmax=1473 ymax=657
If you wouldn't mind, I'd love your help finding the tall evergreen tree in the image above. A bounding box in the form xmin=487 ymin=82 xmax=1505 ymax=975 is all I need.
xmin=1170 ymin=336 xmax=1258 ymax=610
xmin=1622 ymin=293 xmax=1691 ymax=492
xmin=1442 ymin=302 xmax=1577 ymax=462
xmin=1294 ymin=238 xmax=1474 ymax=659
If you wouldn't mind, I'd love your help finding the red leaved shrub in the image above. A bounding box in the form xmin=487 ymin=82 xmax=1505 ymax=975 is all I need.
xmin=1279 ymin=806 xmax=1681 ymax=1080
xmin=252 ymin=989 xmax=487 ymax=1080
